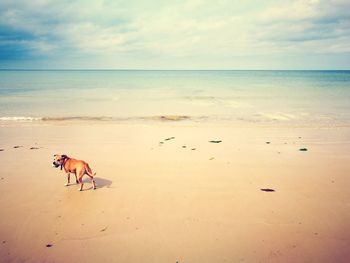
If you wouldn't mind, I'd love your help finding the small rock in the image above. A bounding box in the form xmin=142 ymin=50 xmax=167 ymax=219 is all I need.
xmin=191 ymin=148 xmax=196 ymax=150
xmin=182 ymin=146 xmax=187 ymax=148
xmin=164 ymin=137 xmax=175 ymax=141
xmin=299 ymin=148 xmax=308 ymax=151
xmin=46 ymin=244 xmax=53 ymax=248
xmin=30 ymin=147 xmax=40 ymax=150
xmin=100 ymin=226 xmax=108 ymax=232
xmin=266 ymin=142 xmax=271 ymax=144
xmin=13 ymin=146 xmax=22 ymax=149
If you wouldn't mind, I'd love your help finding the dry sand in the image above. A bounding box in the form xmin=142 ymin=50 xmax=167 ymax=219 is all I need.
xmin=0 ymin=121 xmax=350 ymax=262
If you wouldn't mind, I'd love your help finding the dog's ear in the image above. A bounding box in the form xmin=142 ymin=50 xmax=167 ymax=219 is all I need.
xmin=61 ymin=154 xmax=68 ymax=159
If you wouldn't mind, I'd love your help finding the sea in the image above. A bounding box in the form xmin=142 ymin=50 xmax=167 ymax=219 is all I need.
xmin=0 ymin=70 xmax=349 ymax=126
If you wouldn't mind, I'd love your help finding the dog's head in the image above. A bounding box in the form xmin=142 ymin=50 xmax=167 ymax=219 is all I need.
xmin=53 ymin=154 xmax=68 ymax=170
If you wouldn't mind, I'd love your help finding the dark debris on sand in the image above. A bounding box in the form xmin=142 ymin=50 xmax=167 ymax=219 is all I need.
xmin=46 ymin=244 xmax=53 ymax=248
xmin=209 ymin=140 xmax=222 ymax=143
xmin=13 ymin=146 xmax=23 ymax=149
xmin=299 ymin=148 xmax=308 ymax=151
xmin=261 ymin=188 xmax=275 ymax=192
xmin=164 ymin=137 xmax=175 ymax=141
xmin=100 ymin=226 xmax=108 ymax=232
xmin=30 ymin=147 xmax=40 ymax=150
xmin=0 ymin=149 xmax=4 ymax=151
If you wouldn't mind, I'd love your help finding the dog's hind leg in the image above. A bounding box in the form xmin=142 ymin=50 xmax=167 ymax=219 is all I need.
xmin=77 ymin=170 xmax=84 ymax=191
xmin=85 ymin=164 xmax=97 ymax=190
xmin=64 ymin=173 xmax=70 ymax=186
xmin=85 ymin=173 xmax=96 ymax=190
xmin=74 ymin=173 xmax=79 ymax=184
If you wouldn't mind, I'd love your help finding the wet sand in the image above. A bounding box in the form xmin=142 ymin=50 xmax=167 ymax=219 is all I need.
xmin=0 ymin=121 xmax=350 ymax=262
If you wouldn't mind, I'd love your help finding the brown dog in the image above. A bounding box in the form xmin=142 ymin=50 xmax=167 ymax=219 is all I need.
xmin=53 ymin=154 xmax=96 ymax=191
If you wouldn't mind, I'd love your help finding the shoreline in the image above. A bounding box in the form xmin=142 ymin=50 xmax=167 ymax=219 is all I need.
xmin=1 ymin=114 xmax=350 ymax=129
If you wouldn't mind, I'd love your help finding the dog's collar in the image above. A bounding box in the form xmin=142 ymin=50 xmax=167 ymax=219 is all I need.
xmin=60 ymin=156 xmax=69 ymax=170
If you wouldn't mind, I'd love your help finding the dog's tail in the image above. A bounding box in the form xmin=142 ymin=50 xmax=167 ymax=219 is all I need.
xmin=85 ymin=163 xmax=96 ymax=177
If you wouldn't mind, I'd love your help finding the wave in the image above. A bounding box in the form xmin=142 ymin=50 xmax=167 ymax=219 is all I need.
xmin=0 ymin=116 xmax=42 ymax=121
xmin=0 ymin=115 xmax=196 ymax=122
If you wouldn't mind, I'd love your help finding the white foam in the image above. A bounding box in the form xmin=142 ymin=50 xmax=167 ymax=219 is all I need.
xmin=0 ymin=116 xmax=42 ymax=121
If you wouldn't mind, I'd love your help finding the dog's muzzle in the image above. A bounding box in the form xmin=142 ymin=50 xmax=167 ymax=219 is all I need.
xmin=52 ymin=162 xmax=60 ymax=168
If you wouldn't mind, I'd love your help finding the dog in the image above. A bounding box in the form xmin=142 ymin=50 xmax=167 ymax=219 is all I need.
xmin=53 ymin=154 xmax=96 ymax=191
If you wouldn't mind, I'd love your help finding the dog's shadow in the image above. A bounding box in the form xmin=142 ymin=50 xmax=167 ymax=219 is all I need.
xmin=82 ymin=177 xmax=112 ymax=189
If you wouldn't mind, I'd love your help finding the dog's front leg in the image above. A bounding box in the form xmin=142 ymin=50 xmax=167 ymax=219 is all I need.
xmin=64 ymin=173 xmax=70 ymax=186
xmin=74 ymin=173 xmax=79 ymax=184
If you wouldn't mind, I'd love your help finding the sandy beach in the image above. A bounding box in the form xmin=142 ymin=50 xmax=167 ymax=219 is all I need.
xmin=0 ymin=120 xmax=349 ymax=262
xmin=2 ymin=0 xmax=350 ymax=260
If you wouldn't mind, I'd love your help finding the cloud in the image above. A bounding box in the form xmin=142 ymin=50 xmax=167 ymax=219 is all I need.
xmin=256 ymin=0 xmax=350 ymax=53
xmin=0 ymin=0 xmax=349 ymax=68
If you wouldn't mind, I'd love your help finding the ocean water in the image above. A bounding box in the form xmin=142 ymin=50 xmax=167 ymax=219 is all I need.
xmin=0 ymin=70 xmax=349 ymax=126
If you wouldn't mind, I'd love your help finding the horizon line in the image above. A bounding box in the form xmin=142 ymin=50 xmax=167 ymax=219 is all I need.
xmin=1 ymin=68 xmax=349 ymax=71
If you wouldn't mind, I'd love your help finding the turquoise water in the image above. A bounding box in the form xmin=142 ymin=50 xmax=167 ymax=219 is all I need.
xmin=0 ymin=70 xmax=349 ymax=125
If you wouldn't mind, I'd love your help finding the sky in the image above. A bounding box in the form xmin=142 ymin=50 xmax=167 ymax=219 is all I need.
xmin=0 ymin=0 xmax=349 ymax=69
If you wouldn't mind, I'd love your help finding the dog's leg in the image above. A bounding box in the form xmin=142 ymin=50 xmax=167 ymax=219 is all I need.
xmin=86 ymin=173 xmax=97 ymax=190
xmin=74 ymin=173 xmax=79 ymax=184
xmin=64 ymin=173 xmax=70 ymax=186
xmin=92 ymin=177 xmax=96 ymax=190
xmin=85 ymin=164 xmax=97 ymax=190
xmin=77 ymin=170 xmax=84 ymax=191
